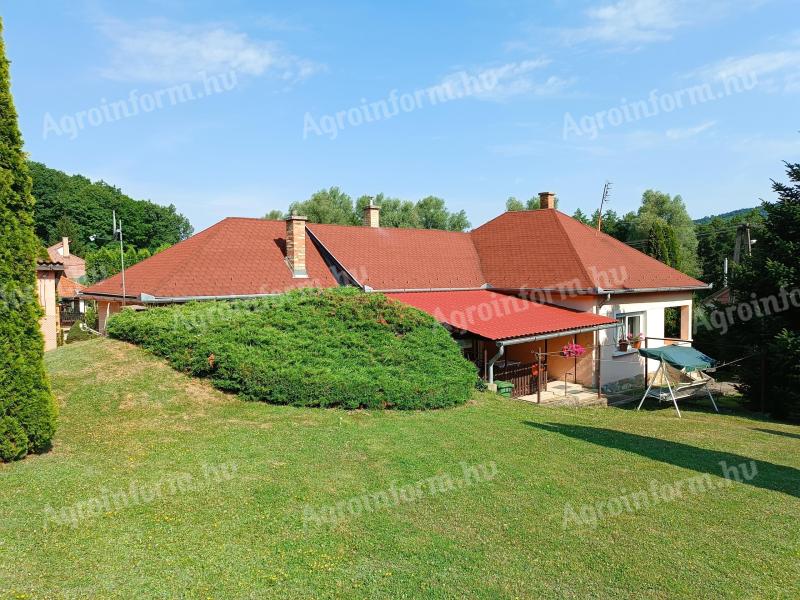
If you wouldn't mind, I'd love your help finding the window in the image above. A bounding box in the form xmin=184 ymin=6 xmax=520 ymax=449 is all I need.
xmin=614 ymin=312 xmax=644 ymax=352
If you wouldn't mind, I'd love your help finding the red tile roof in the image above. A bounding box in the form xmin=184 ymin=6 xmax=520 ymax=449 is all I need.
xmin=307 ymin=223 xmax=485 ymax=290
xmin=58 ymin=277 xmax=85 ymax=299
xmin=82 ymin=218 xmax=337 ymax=300
xmin=47 ymin=241 xmax=86 ymax=279
xmin=471 ymin=210 xmax=706 ymax=291
xmin=387 ymin=290 xmax=618 ymax=341
xmin=82 ymin=209 xmax=707 ymax=302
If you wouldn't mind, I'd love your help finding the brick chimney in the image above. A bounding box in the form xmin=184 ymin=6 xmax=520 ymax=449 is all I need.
xmin=285 ymin=214 xmax=308 ymax=278
xmin=62 ymin=237 xmax=70 ymax=257
xmin=538 ymin=192 xmax=556 ymax=209
xmin=363 ymin=203 xmax=380 ymax=228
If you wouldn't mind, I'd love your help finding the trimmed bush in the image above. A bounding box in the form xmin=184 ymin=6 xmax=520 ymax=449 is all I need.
xmin=0 ymin=19 xmax=58 ymax=461
xmin=65 ymin=322 xmax=96 ymax=344
xmin=107 ymin=288 xmax=476 ymax=409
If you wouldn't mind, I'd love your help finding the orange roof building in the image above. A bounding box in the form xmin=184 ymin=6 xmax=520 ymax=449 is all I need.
xmin=83 ymin=195 xmax=709 ymax=394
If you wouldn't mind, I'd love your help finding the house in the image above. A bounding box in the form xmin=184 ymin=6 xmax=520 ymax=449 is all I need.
xmin=47 ymin=237 xmax=88 ymax=325
xmin=36 ymin=260 xmax=64 ymax=351
xmin=82 ymin=193 xmax=708 ymax=396
xmin=47 ymin=237 xmax=86 ymax=280
xmin=57 ymin=276 xmax=87 ymax=326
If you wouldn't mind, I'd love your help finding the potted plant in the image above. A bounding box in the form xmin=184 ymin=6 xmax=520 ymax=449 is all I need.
xmin=618 ymin=337 xmax=629 ymax=352
xmin=560 ymin=342 xmax=586 ymax=358
xmin=632 ymin=333 xmax=644 ymax=349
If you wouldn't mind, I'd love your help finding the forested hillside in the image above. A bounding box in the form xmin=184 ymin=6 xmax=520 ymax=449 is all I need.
xmin=29 ymin=161 xmax=193 ymax=256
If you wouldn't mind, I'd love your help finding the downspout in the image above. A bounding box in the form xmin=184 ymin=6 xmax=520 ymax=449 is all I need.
xmin=487 ymin=343 xmax=505 ymax=384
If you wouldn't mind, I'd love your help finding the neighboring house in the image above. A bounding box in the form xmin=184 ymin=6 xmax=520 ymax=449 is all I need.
xmin=36 ymin=260 xmax=64 ymax=351
xmin=47 ymin=237 xmax=86 ymax=280
xmin=82 ymin=193 xmax=708 ymax=395
xmin=47 ymin=237 xmax=88 ymax=325
xmin=57 ymin=276 xmax=86 ymax=325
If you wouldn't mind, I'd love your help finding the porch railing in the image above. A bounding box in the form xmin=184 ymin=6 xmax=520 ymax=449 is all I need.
xmin=494 ymin=362 xmax=543 ymax=398
xmin=59 ymin=308 xmax=82 ymax=324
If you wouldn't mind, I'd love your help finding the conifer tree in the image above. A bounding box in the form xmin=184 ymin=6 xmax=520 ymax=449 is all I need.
xmin=0 ymin=18 xmax=57 ymax=461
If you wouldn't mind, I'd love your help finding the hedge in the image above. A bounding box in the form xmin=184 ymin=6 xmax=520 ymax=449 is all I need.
xmin=107 ymin=288 xmax=477 ymax=410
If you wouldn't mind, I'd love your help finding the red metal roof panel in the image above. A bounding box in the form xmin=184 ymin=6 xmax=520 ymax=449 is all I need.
xmin=386 ymin=290 xmax=617 ymax=341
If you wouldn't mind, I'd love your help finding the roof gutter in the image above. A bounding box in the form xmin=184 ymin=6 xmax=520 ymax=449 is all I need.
xmin=375 ymin=285 xmax=491 ymax=293
xmin=598 ymin=284 xmax=711 ymax=295
xmin=494 ymin=322 xmax=618 ymax=347
xmin=497 ymin=284 xmax=709 ymax=296
xmin=78 ymin=291 xmax=279 ymax=304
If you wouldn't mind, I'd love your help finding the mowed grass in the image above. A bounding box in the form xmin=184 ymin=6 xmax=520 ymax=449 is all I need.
xmin=1 ymin=338 xmax=798 ymax=599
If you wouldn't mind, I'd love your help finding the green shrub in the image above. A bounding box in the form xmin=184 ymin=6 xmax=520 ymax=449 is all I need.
xmin=83 ymin=303 xmax=98 ymax=330
xmin=107 ymin=288 xmax=476 ymax=409
xmin=65 ymin=322 xmax=96 ymax=344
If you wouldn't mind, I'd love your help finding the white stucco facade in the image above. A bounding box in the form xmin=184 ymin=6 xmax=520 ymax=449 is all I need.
xmin=530 ymin=290 xmax=695 ymax=393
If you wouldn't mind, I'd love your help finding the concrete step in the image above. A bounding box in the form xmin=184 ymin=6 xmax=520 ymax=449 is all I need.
xmin=518 ymin=388 xmax=607 ymax=407
xmin=545 ymin=381 xmax=585 ymax=394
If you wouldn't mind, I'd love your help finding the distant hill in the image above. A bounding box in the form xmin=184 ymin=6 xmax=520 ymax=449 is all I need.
xmin=694 ymin=207 xmax=763 ymax=225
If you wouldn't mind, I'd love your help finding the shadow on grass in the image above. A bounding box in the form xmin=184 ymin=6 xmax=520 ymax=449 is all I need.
xmin=752 ymin=428 xmax=800 ymax=441
xmin=525 ymin=422 xmax=800 ymax=498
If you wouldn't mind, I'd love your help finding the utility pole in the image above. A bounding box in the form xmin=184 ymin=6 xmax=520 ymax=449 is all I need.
xmin=597 ymin=181 xmax=612 ymax=231
xmin=732 ymin=222 xmax=754 ymax=265
xmin=113 ymin=210 xmax=127 ymax=307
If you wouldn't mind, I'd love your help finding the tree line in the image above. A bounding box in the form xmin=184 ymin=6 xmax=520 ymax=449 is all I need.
xmin=265 ymin=187 xmax=471 ymax=232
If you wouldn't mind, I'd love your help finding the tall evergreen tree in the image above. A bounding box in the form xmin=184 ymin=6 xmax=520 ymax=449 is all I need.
xmin=0 ymin=19 xmax=57 ymax=461
xmin=729 ymin=161 xmax=800 ymax=421
xmin=643 ymin=220 xmax=679 ymax=269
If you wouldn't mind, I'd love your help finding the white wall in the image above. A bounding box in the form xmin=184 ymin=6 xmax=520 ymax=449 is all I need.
xmin=595 ymin=291 xmax=694 ymax=391
xmin=532 ymin=291 xmax=694 ymax=391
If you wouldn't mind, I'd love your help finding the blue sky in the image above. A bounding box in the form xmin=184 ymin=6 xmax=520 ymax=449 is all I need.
xmin=4 ymin=0 xmax=799 ymax=232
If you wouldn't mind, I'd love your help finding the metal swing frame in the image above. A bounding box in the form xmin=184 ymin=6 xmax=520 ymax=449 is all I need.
xmin=637 ymin=358 xmax=719 ymax=418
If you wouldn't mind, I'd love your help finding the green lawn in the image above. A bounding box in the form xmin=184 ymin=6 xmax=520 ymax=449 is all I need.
xmin=1 ymin=338 xmax=798 ymax=599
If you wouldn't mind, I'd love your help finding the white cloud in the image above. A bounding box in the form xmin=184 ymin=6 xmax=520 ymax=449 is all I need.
xmin=666 ymin=120 xmax=716 ymax=139
xmin=558 ymin=0 xmax=766 ymax=48
xmin=97 ymin=19 xmax=322 ymax=84
xmin=446 ymin=59 xmax=573 ymax=102
xmin=692 ymin=51 xmax=800 ymax=94
xmin=560 ymin=0 xmax=685 ymax=46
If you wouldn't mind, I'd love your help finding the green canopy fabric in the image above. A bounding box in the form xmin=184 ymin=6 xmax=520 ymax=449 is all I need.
xmin=638 ymin=346 xmax=717 ymax=372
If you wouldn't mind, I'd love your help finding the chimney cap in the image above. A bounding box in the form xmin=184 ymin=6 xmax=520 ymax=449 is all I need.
xmin=286 ymin=212 xmax=308 ymax=222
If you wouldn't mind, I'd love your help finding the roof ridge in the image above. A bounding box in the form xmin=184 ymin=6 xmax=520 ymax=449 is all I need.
xmin=308 ymin=222 xmax=474 ymax=236
xmin=551 ymin=211 xmax=597 ymax=289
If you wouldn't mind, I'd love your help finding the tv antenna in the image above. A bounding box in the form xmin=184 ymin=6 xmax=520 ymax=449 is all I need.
xmin=597 ymin=181 xmax=612 ymax=231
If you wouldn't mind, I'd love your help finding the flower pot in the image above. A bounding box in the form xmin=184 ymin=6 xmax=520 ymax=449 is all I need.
xmin=633 ymin=340 xmax=642 ymax=349
xmin=618 ymin=340 xmax=629 ymax=352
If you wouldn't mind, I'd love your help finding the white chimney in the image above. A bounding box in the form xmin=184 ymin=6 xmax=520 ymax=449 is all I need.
xmin=62 ymin=237 xmax=70 ymax=257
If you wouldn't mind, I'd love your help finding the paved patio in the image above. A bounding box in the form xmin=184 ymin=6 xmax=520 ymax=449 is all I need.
xmin=519 ymin=380 xmax=607 ymax=407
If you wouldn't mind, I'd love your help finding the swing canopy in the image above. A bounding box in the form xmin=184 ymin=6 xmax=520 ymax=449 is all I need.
xmin=638 ymin=346 xmax=717 ymax=372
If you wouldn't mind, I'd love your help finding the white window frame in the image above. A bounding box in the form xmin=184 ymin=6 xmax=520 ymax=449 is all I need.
xmin=614 ymin=311 xmax=645 ymax=354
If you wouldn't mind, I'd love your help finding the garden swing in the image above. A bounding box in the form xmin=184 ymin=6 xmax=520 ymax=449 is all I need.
xmin=637 ymin=346 xmax=719 ymax=418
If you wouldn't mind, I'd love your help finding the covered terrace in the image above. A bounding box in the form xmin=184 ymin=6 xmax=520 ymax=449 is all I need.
xmin=386 ymin=290 xmax=618 ymax=398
